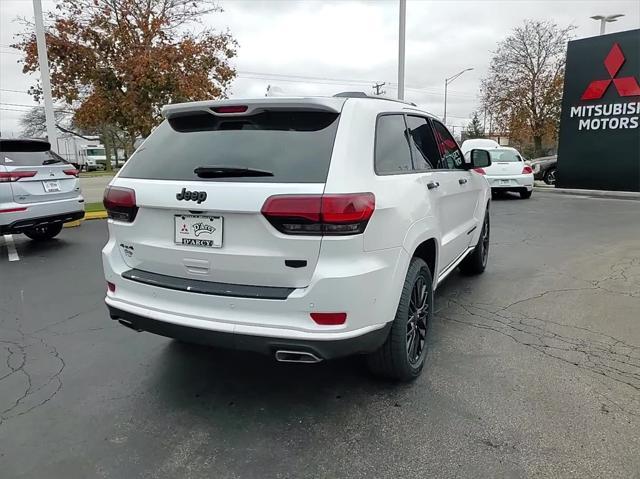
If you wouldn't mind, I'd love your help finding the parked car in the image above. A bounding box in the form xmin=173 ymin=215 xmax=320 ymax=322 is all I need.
xmin=102 ymin=94 xmax=492 ymax=381
xmin=467 ymin=146 xmax=534 ymax=199
xmin=531 ymin=155 xmax=557 ymax=185
xmin=460 ymin=138 xmax=500 ymax=155
xmin=0 ymin=139 xmax=85 ymax=240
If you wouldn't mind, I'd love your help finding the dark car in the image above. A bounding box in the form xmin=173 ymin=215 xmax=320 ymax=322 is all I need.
xmin=531 ymin=155 xmax=557 ymax=185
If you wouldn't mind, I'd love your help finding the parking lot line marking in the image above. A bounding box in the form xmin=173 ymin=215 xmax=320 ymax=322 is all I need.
xmin=4 ymin=234 xmax=19 ymax=262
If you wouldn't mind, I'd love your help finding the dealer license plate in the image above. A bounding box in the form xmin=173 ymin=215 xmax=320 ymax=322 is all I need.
xmin=43 ymin=180 xmax=61 ymax=192
xmin=174 ymin=215 xmax=223 ymax=248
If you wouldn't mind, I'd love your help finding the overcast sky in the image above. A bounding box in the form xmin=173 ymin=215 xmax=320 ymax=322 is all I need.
xmin=1 ymin=0 xmax=639 ymax=137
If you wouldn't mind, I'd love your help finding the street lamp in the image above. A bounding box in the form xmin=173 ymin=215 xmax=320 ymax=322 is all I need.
xmin=590 ymin=14 xmax=625 ymax=35
xmin=443 ymin=68 xmax=473 ymax=125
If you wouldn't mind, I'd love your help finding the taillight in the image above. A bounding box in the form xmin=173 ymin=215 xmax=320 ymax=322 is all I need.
xmin=212 ymin=105 xmax=248 ymax=114
xmin=473 ymin=168 xmax=486 ymax=175
xmin=107 ymin=281 xmax=116 ymax=293
xmin=310 ymin=312 xmax=347 ymax=325
xmin=103 ymin=186 xmax=138 ymax=222
xmin=0 ymin=171 xmax=37 ymax=182
xmin=261 ymin=193 xmax=375 ymax=235
xmin=64 ymin=168 xmax=79 ymax=177
xmin=522 ymin=165 xmax=533 ymax=174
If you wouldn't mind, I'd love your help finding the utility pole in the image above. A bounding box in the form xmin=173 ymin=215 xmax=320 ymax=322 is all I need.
xmin=397 ymin=0 xmax=406 ymax=100
xmin=372 ymin=82 xmax=386 ymax=96
xmin=32 ymin=0 xmax=57 ymax=152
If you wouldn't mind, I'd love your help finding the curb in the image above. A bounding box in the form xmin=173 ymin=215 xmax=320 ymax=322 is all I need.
xmin=63 ymin=210 xmax=107 ymax=228
xmin=85 ymin=211 xmax=108 ymax=220
xmin=534 ymin=186 xmax=640 ymax=201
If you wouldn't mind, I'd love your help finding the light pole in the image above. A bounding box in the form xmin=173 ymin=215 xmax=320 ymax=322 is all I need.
xmin=32 ymin=0 xmax=57 ymax=151
xmin=590 ymin=14 xmax=625 ymax=35
xmin=397 ymin=0 xmax=406 ymax=100
xmin=443 ymin=68 xmax=473 ymax=125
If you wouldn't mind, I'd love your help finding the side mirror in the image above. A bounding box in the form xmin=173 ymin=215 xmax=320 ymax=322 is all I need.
xmin=469 ymin=149 xmax=491 ymax=169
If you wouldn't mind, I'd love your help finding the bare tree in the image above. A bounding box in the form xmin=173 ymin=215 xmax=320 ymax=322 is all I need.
xmin=480 ymin=20 xmax=574 ymax=156
xmin=19 ymin=107 xmax=72 ymax=138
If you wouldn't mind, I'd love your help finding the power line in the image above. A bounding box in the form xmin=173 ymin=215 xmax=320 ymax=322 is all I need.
xmin=0 ymin=88 xmax=30 ymax=94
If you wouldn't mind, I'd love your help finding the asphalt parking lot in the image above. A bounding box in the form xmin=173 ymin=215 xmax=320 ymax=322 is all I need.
xmin=1 ymin=191 xmax=639 ymax=478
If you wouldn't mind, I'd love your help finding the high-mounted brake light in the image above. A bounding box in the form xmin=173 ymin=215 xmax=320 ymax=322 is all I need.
xmin=261 ymin=193 xmax=375 ymax=236
xmin=103 ymin=186 xmax=138 ymax=222
xmin=212 ymin=105 xmax=248 ymax=114
xmin=522 ymin=165 xmax=533 ymax=174
xmin=63 ymin=168 xmax=79 ymax=177
xmin=0 ymin=171 xmax=37 ymax=182
xmin=473 ymin=168 xmax=486 ymax=175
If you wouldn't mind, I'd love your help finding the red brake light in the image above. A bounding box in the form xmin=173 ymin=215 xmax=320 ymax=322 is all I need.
xmin=64 ymin=168 xmax=79 ymax=177
xmin=261 ymin=193 xmax=375 ymax=235
xmin=0 ymin=207 xmax=28 ymax=214
xmin=0 ymin=171 xmax=37 ymax=182
xmin=103 ymin=186 xmax=138 ymax=222
xmin=473 ymin=168 xmax=486 ymax=175
xmin=107 ymin=281 xmax=116 ymax=293
xmin=213 ymin=105 xmax=248 ymax=114
xmin=522 ymin=165 xmax=533 ymax=174
xmin=310 ymin=312 xmax=347 ymax=325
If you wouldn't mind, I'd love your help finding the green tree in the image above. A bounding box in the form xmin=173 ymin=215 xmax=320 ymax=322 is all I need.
xmin=464 ymin=112 xmax=485 ymax=139
xmin=480 ymin=20 xmax=574 ymax=156
xmin=13 ymin=0 xmax=238 ymax=164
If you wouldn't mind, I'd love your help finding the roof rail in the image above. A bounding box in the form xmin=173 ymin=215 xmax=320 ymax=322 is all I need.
xmin=333 ymin=91 xmax=417 ymax=107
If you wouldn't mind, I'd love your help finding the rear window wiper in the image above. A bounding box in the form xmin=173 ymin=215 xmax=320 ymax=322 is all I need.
xmin=43 ymin=159 xmax=64 ymax=164
xmin=194 ymin=166 xmax=274 ymax=178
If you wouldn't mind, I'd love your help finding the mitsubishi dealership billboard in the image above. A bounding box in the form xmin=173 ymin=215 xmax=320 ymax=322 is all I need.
xmin=556 ymin=29 xmax=640 ymax=192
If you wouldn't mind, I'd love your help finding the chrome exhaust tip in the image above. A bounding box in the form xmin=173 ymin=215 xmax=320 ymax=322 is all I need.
xmin=275 ymin=350 xmax=322 ymax=363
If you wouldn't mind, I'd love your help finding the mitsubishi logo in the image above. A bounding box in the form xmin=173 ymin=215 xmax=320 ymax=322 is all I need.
xmin=581 ymin=43 xmax=640 ymax=100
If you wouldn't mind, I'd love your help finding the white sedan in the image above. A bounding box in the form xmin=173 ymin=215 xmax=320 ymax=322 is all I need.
xmin=468 ymin=147 xmax=534 ymax=199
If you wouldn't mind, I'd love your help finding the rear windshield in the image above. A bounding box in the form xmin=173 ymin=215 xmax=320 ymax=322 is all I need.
xmin=119 ymin=110 xmax=340 ymax=183
xmin=1 ymin=149 xmax=67 ymax=166
xmin=489 ymin=150 xmax=521 ymax=162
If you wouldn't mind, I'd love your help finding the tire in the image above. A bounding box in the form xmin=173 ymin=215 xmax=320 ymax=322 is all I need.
xmin=459 ymin=209 xmax=489 ymax=275
xmin=520 ymin=190 xmax=532 ymax=199
xmin=543 ymin=167 xmax=556 ymax=186
xmin=367 ymin=257 xmax=433 ymax=381
xmin=24 ymin=223 xmax=63 ymax=241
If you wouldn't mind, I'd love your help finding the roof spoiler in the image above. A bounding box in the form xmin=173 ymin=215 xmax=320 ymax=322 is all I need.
xmin=162 ymin=97 xmax=346 ymax=119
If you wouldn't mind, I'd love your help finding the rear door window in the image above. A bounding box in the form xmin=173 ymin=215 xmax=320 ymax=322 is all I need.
xmin=374 ymin=114 xmax=413 ymax=174
xmin=405 ymin=116 xmax=439 ymax=170
xmin=119 ymin=111 xmax=340 ymax=183
xmin=431 ymin=120 xmax=465 ymax=170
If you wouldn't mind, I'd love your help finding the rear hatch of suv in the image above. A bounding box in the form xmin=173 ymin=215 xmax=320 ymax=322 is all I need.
xmin=0 ymin=139 xmax=80 ymax=203
xmin=107 ymin=99 xmax=352 ymax=289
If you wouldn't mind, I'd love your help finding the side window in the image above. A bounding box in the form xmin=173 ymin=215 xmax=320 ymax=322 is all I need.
xmin=405 ymin=116 xmax=438 ymax=170
xmin=431 ymin=120 xmax=465 ymax=170
xmin=374 ymin=115 xmax=413 ymax=174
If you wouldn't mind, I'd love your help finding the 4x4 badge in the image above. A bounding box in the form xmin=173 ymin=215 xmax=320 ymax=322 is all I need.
xmin=176 ymin=188 xmax=207 ymax=204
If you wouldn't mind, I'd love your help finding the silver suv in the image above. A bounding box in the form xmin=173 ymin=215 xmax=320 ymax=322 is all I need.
xmin=0 ymin=139 xmax=85 ymax=240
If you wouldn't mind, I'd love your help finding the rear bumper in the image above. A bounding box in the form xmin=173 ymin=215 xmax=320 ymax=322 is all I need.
xmin=108 ymin=305 xmax=391 ymax=360
xmin=487 ymin=174 xmax=534 ymax=191
xmin=0 ymin=196 xmax=84 ymax=234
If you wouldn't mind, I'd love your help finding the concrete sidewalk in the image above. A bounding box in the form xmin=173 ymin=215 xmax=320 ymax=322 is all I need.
xmin=535 ymin=184 xmax=640 ymax=201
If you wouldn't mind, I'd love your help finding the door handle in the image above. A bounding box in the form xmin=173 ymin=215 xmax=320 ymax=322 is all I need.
xmin=427 ymin=181 xmax=440 ymax=190
xmin=459 ymin=178 xmax=468 ymax=184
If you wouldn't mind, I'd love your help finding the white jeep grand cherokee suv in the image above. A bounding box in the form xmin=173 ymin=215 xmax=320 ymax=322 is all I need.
xmin=102 ymin=94 xmax=492 ymax=381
